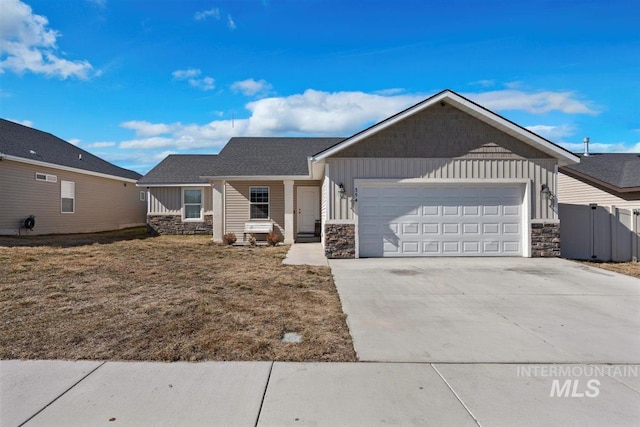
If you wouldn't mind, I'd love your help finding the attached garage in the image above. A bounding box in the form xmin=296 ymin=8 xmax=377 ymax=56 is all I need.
xmin=356 ymin=181 xmax=529 ymax=257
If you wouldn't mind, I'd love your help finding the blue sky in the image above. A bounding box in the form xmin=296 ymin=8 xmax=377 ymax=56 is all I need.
xmin=1 ymin=0 xmax=639 ymax=174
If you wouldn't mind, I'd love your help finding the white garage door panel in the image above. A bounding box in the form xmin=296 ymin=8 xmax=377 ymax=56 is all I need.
xmin=358 ymin=184 xmax=524 ymax=257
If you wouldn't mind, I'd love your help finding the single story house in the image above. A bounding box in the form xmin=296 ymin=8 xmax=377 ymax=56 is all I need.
xmin=0 ymin=119 xmax=147 ymax=235
xmin=138 ymin=89 xmax=580 ymax=258
xmin=558 ymin=153 xmax=640 ymax=210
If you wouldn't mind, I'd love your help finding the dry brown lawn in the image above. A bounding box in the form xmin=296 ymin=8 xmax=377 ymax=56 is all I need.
xmin=0 ymin=228 xmax=356 ymax=362
xmin=581 ymin=261 xmax=640 ymax=279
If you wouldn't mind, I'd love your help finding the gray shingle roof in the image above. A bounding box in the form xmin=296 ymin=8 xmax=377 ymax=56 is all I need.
xmin=561 ymin=153 xmax=640 ymax=189
xmin=0 ymin=118 xmax=141 ymax=180
xmin=137 ymin=155 xmax=217 ymax=185
xmin=201 ymin=137 xmax=344 ymax=177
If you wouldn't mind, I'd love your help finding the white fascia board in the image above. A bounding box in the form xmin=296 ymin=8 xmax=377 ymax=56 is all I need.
xmin=2 ymin=153 xmax=139 ymax=183
xmin=199 ymin=175 xmax=310 ymax=181
xmin=310 ymin=90 xmax=580 ymax=167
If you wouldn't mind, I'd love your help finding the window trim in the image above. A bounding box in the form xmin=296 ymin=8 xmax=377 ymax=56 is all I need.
xmin=182 ymin=187 xmax=204 ymax=221
xmin=249 ymin=186 xmax=270 ymax=220
xmin=60 ymin=180 xmax=75 ymax=214
xmin=139 ymin=191 xmax=146 ymax=202
xmin=35 ymin=172 xmax=57 ymax=183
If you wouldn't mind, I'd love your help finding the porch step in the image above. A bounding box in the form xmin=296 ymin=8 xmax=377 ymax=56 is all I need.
xmin=295 ymin=233 xmax=320 ymax=243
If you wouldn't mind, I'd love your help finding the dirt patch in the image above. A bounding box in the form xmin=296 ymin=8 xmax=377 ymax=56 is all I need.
xmin=579 ymin=261 xmax=640 ymax=279
xmin=0 ymin=229 xmax=356 ymax=362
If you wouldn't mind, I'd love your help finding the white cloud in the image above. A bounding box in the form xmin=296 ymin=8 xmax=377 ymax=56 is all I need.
xmin=86 ymin=0 xmax=106 ymax=8
xmin=114 ymin=87 xmax=611 ymax=159
xmin=470 ymin=79 xmax=495 ymax=88
xmin=0 ymin=0 xmax=95 ymax=79
xmin=559 ymin=141 xmax=636 ymax=153
xmin=121 ymin=120 xmax=173 ymax=137
xmin=194 ymin=8 xmax=220 ymax=21
xmin=172 ymin=68 xmax=215 ymax=91
xmin=7 ymin=118 xmax=33 ymax=127
xmin=86 ymin=141 xmax=115 ymax=148
xmin=119 ymin=137 xmax=176 ymax=150
xmin=465 ymin=90 xmax=597 ymax=115
xmin=525 ymin=124 xmax=576 ymax=141
xmin=68 ymin=138 xmax=81 ymax=146
xmin=227 ymin=14 xmax=236 ymax=30
xmin=231 ymin=78 xmax=272 ymax=97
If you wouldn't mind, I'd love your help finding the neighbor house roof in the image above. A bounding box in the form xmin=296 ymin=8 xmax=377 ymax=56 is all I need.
xmin=311 ymin=89 xmax=580 ymax=167
xmin=560 ymin=153 xmax=640 ymax=192
xmin=0 ymin=118 xmax=141 ymax=181
xmin=201 ymin=137 xmax=343 ymax=178
xmin=137 ymin=154 xmax=217 ymax=186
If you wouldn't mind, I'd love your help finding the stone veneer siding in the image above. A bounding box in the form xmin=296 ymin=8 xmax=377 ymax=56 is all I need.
xmin=531 ymin=222 xmax=560 ymax=257
xmin=147 ymin=215 xmax=213 ymax=235
xmin=324 ymin=224 xmax=355 ymax=259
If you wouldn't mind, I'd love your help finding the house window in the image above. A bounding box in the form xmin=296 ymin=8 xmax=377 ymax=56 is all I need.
xmin=140 ymin=191 xmax=146 ymax=202
xmin=35 ymin=172 xmax=57 ymax=183
xmin=250 ymin=187 xmax=269 ymax=219
xmin=61 ymin=180 xmax=75 ymax=213
xmin=183 ymin=188 xmax=203 ymax=220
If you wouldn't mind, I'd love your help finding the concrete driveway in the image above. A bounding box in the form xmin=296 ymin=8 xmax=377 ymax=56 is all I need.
xmin=329 ymin=257 xmax=640 ymax=363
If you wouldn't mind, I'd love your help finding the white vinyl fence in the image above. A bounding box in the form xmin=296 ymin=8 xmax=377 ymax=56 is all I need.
xmin=559 ymin=203 xmax=640 ymax=262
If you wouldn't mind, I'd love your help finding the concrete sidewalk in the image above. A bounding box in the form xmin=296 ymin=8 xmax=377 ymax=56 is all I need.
xmin=2 ymin=360 xmax=639 ymax=426
xmin=282 ymin=243 xmax=328 ymax=267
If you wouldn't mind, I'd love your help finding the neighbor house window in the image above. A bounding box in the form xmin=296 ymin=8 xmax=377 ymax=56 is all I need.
xmin=250 ymin=187 xmax=269 ymax=219
xmin=61 ymin=180 xmax=75 ymax=213
xmin=183 ymin=188 xmax=203 ymax=220
xmin=140 ymin=191 xmax=146 ymax=202
xmin=35 ymin=172 xmax=57 ymax=183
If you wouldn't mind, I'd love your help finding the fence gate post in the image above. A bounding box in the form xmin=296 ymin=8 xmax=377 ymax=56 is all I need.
xmin=589 ymin=203 xmax=597 ymax=259
xmin=634 ymin=209 xmax=640 ymax=262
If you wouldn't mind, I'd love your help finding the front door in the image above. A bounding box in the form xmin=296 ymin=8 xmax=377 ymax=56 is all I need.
xmin=297 ymin=187 xmax=320 ymax=233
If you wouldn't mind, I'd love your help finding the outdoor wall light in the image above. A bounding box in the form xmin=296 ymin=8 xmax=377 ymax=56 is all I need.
xmin=541 ymin=183 xmax=553 ymax=200
xmin=338 ymin=183 xmax=346 ymax=199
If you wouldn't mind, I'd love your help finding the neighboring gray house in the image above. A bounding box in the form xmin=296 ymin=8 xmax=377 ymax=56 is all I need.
xmin=558 ymin=153 xmax=640 ymax=209
xmin=139 ymin=90 xmax=580 ymax=258
xmin=0 ymin=119 xmax=146 ymax=235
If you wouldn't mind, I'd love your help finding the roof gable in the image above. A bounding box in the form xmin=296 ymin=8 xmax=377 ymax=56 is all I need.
xmin=311 ymin=90 xmax=580 ymax=166
xmin=329 ymin=102 xmax=552 ymax=159
xmin=0 ymin=119 xmax=141 ymax=180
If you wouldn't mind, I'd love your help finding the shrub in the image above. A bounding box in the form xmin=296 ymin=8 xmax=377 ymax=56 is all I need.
xmin=222 ymin=232 xmax=237 ymax=245
xmin=266 ymin=231 xmax=281 ymax=246
xmin=248 ymin=233 xmax=256 ymax=247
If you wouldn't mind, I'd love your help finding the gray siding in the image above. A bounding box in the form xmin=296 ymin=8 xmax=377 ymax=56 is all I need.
xmin=0 ymin=160 xmax=146 ymax=235
xmin=148 ymin=186 xmax=213 ymax=215
xmin=558 ymin=172 xmax=640 ymax=209
xmin=225 ymin=181 xmax=285 ymax=240
xmin=333 ymin=103 xmax=553 ymax=159
xmin=327 ymin=158 xmax=557 ymax=220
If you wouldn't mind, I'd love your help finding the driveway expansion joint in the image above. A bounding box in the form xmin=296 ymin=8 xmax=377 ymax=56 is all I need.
xmin=431 ymin=364 xmax=482 ymax=427
xmin=18 ymin=360 xmax=106 ymax=427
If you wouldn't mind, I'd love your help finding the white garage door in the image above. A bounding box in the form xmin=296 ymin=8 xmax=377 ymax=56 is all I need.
xmin=358 ymin=183 xmax=524 ymax=257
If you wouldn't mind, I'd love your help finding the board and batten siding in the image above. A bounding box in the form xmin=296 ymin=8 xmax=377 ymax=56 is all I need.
xmin=558 ymin=172 xmax=640 ymax=210
xmin=327 ymin=158 xmax=558 ymax=221
xmin=0 ymin=159 xmax=146 ymax=235
xmin=148 ymin=186 xmax=213 ymax=215
xmin=225 ymin=181 xmax=284 ymax=239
